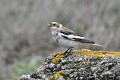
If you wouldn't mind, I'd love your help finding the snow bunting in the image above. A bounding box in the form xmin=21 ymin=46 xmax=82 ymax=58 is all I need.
xmin=48 ymin=22 xmax=103 ymax=53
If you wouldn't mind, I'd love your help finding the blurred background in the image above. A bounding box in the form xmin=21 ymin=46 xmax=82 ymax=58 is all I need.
xmin=0 ymin=0 xmax=120 ymax=80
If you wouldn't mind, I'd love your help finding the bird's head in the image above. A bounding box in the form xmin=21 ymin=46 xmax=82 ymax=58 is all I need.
xmin=48 ymin=22 xmax=63 ymax=31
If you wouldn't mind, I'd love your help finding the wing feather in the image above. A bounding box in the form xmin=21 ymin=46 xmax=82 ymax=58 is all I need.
xmin=59 ymin=32 xmax=95 ymax=44
xmin=58 ymin=27 xmax=95 ymax=44
xmin=59 ymin=27 xmax=77 ymax=35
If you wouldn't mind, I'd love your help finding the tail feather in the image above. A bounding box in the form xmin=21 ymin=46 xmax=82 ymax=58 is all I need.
xmin=92 ymin=44 xmax=104 ymax=48
xmin=81 ymin=39 xmax=95 ymax=44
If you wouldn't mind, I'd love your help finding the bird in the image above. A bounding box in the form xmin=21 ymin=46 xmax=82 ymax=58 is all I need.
xmin=48 ymin=22 xmax=103 ymax=54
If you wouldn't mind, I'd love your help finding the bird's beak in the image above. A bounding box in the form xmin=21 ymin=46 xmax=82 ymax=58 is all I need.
xmin=48 ymin=23 xmax=51 ymax=28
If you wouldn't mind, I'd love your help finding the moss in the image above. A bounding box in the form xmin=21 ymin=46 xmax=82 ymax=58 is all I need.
xmin=49 ymin=71 xmax=62 ymax=79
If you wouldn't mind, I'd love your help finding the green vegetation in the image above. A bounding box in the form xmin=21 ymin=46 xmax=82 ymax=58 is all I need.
xmin=8 ymin=57 xmax=44 ymax=80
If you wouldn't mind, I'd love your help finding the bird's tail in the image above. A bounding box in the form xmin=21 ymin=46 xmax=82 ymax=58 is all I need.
xmin=92 ymin=44 xmax=104 ymax=48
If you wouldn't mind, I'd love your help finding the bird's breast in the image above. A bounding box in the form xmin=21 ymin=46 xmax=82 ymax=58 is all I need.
xmin=57 ymin=38 xmax=79 ymax=48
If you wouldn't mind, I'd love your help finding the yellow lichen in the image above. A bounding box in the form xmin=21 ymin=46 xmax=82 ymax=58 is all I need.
xmin=56 ymin=52 xmax=64 ymax=55
xmin=52 ymin=49 xmax=120 ymax=63
xmin=51 ymin=52 xmax=64 ymax=63
xmin=50 ymin=71 xmax=62 ymax=80
xmin=73 ymin=49 xmax=120 ymax=58
xmin=49 ymin=49 xmax=120 ymax=79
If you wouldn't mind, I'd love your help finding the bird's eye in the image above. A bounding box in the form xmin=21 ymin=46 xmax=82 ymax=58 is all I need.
xmin=53 ymin=24 xmax=56 ymax=26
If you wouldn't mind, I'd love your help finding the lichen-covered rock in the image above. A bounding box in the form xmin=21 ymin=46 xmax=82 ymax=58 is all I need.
xmin=20 ymin=49 xmax=120 ymax=80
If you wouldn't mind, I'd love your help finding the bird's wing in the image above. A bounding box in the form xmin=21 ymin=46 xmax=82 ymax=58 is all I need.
xmin=58 ymin=27 xmax=95 ymax=44
xmin=59 ymin=27 xmax=77 ymax=35
xmin=72 ymin=37 xmax=95 ymax=44
xmin=59 ymin=32 xmax=95 ymax=44
xmin=59 ymin=27 xmax=84 ymax=37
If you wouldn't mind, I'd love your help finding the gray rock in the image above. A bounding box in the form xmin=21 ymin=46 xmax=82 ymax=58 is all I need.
xmin=20 ymin=52 xmax=120 ymax=80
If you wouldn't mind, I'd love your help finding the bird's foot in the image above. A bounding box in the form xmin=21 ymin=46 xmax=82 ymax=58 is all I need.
xmin=64 ymin=48 xmax=73 ymax=57
xmin=64 ymin=48 xmax=72 ymax=54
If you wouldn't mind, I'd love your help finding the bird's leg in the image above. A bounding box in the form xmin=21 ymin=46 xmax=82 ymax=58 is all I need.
xmin=68 ymin=48 xmax=72 ymax=53
xmin=63 ymin=48 xmax=73 ymax=58
xmin=64 ymin=48 xmax=73 ymax=54
xmin=64 ymin=48 xmax=70 ymax=53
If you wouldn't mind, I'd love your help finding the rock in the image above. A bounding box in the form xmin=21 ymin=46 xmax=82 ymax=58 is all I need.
xmin=20 ymin=49 xmax=120 ymax=80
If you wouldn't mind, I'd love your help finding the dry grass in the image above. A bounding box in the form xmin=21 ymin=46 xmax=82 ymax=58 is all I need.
xmin=0 ymin=0 xmax=120 ymax=79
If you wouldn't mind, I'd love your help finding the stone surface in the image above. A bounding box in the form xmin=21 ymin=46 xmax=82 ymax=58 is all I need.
xmin=20 ymin=49 xmax=120 ymax=80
